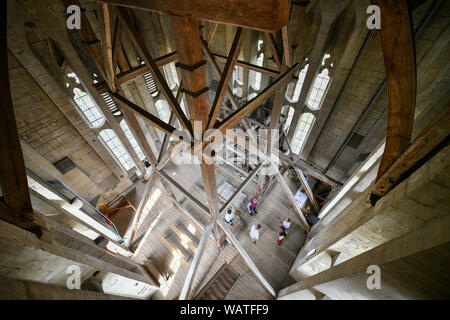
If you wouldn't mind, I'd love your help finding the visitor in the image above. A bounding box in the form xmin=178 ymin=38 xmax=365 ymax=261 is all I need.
xmin=247 ymin=196 xmax=258 ymax=216
xmin=249 ymin=224 xmax=261 ymax=244
xmin=281 ymin=218 xmax=291 ymax=236
xmin=277 ymin=232 xmax=285 ymax=245
xmin=224 ymin=207 xmax=235 ymax=225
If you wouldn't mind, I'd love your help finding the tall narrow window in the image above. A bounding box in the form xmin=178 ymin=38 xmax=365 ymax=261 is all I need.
xmin=250 ymin=39 xmax=264 ymax=91
xmin=99 ymin=129 xmax=134 ymax=171
xmin=289 ymin=64 xmax=309 ymax=103
xmin=120 ymin=120 xmax=145 ymax=161
xmin=283 ymin=106 xmax=295 ymax=133
xmin=307 ymin=68 xmax=330 ymax=110
xmin=73 ymin=88 xmax=105 ymax=128
xmin=155 ymin=100 xmax=171 ymax=123
xmin=291 ymin=113 xmax=315 ymax=155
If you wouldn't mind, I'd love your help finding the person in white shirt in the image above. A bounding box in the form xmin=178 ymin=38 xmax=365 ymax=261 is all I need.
xmin=224 ymin=207 xmax=235 ymax=225
xmin=249 ymin=224 xmax=261 ymax=243
xmin=281 ymin=218 xmax=291 ymax=236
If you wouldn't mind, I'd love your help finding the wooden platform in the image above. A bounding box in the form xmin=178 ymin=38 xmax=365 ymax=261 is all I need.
xmin=130 ymin=161 xmax=307 ymax=299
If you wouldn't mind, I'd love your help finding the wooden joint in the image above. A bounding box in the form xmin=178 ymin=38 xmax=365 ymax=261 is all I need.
xmin=181 ymin=87 xmax=209 ymax=98
xmin=176 ymin=60 xmax=207 ymax=72
xmin=83 ymin=39 xmax=100 ymax=45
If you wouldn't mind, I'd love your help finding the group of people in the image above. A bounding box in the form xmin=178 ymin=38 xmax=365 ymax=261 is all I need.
xmin=223 ymin=195 xmax=291 ymax=246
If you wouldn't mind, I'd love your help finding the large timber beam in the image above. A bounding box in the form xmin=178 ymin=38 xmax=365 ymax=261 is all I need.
xmin=271 ymin=161 xmax=310 ymax=232
xmin=179 ymin=222 xmax=214 ymax=300
xmin=116 ymin=6 xmax=193 ymax=138
xmin=93 ymin=0 xmax=291 ymax=33
xmin=278 ymin=214 xmax=450 ymax=298
xmin=207 ymin=27 xmax=246 ymax=129
xmin=373 ymin=0 xmax=416 ymax=180
xmin=217 ymin=219 xmax=276 ymax=297
xmin=371 ymin=105 xmax=450 ymax=201
xmin=212 ymin=53 xmax=280 ymax=78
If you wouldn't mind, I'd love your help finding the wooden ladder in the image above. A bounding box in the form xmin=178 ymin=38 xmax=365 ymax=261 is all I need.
xmin=192 ymin=262 xmax=240 ymax=300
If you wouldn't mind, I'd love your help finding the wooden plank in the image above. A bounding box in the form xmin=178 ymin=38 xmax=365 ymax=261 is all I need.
xmin=271 ymin=162 xmax=310 ymax=232
xmin=93 ymin=0 xmax=291 ymax=33
xmin=179 ymin=222 xmax=214 ymax=299
xmin=176 ymin=223 xmax=200 ymax=246
xmin=207 ymin=28 xmax=246 ymax=129
xmin=373 ymin=0 xmax=416 ymax=180
xmin=116 ymin=6 xmax=193 ymax=137
xmin=372 ymin=105 xmax=450 ymax=200
xmin=217 ymin=219 xmax=276 ymax=297
xmin=212 ymin=53 xmax=280 ymax=78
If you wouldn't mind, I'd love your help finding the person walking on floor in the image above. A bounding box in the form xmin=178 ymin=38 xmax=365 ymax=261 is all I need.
xmin=247 ymin=197 xmax=258 ymax=216
xmin=249 ymin=224 xmax=261 ymax=244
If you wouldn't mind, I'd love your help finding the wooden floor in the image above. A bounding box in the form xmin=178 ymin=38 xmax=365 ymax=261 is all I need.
xmin=128 ymin=160 xmax=306 ymax=300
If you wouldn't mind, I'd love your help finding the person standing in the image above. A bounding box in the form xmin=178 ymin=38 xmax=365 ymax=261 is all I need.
xmin=249 ymin=224 xmax=261 ymax=244
xmin=247 ymin=197 xmax=258 ymax=216
xmin=281 ymin=218 xmax=291 ymax=236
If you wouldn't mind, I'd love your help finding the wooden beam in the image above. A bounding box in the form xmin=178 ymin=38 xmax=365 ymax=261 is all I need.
xmin=207 ymin=28 xmax=246 ymax=129
xmin=373 ymin=0 xmax=416 ymax=180
xmin=281 ymin=25 xmax=291 ymax=68
xmin=217 ymin=219 xmax=276 ymax=296
xmin=179 ymin=222 xmax=214 ymax=300
xmin=205 ymin=23 xmax=218 ymax=44
xmin=116 ymin=6 xmax=193 ymax=137
xmin=214 ymin=63 xmax=299 ymax=133
xmin=271 ymin=161 xmax=310 ymax=232
xmin=265 ymin=32 xmax=282 ymax=69
xmin=200 ymin=39 xmax=257 ymax=144
xmin=124 ymin=170 xmax=157 ymax=246
xmin=97 ymin=3 xmax=116 ymax=91
xmin=157 ymin=83 xmax=184 ymax=164
xmin=158 ymin=170 xmax=210 ymax=216
xmin=371 ymin=105 xmax=450 ymax=200
xmin=111 ymin=92 xmax=179 ymax=138
xmin=212 ymin=53 xmax=280 ymax=78
xmin=0 ymin=1 xmax=37 ymax=230
xmin=93 ymin=0 xmax=291 ymax=33
xmin=219 ymin=160 xmax=266 ymax=214
xmin=278 ymin=214 xmax=450 ymax=298
xmin=287 ymin=160 xmax=320 ymax=212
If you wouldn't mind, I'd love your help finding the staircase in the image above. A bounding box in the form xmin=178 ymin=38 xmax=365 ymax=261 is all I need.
xmin=192 ymin=262 xmax=240 ymax=300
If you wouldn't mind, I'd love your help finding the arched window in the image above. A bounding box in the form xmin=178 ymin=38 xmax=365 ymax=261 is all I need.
xmin=283 ymin=106 xmax=295 ymax=133
xmin=73 ymin=88 xmax=105 ymax=128
xmin=99 ymin=129 xmax=134 ymax=171
xmin=291 ymin=113 xmax=315 ymax=155
xmin=306 ymin=68 xmax=330 ymax=110
xmin=163 ymin=62 xmax=179 ymax=90
xmin=250 ymin=39 xmax=264 ymax=91
xmin=288 ymin=64 xmax=309 ymax=103
xmin=120 ymin=120 xmax=145 ymax=161
xmin=155 ymin=100 xmax=171 ymax=123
